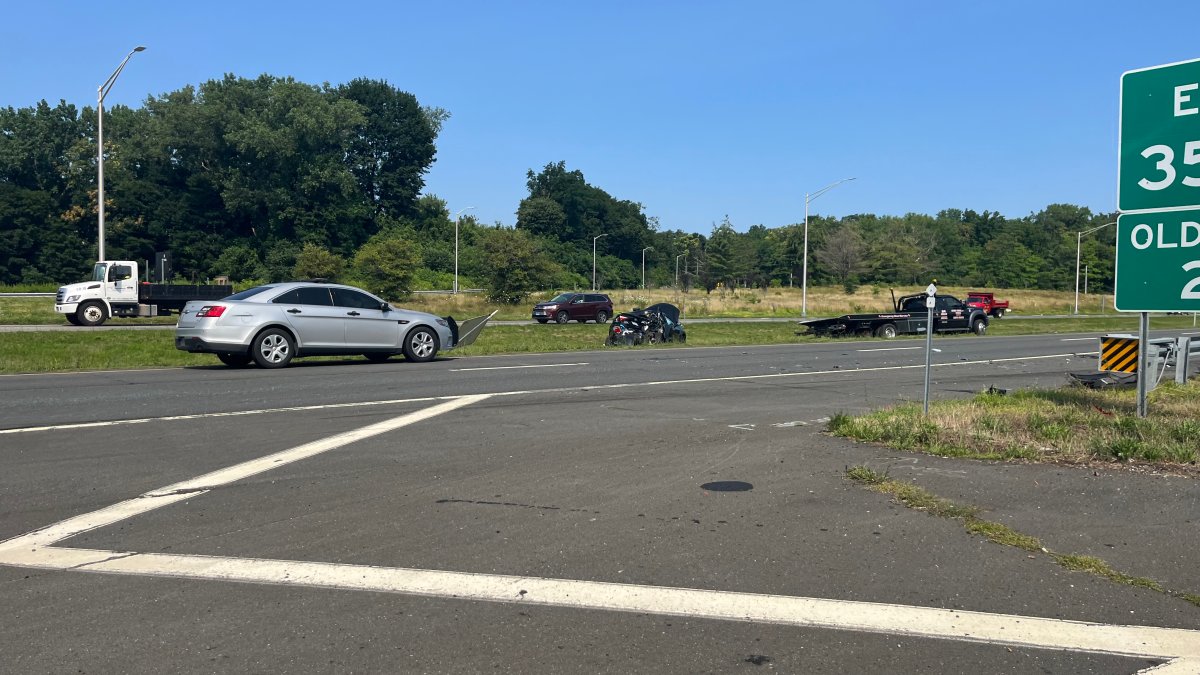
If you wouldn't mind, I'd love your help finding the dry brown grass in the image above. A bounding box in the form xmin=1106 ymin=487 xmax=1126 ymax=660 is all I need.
xmin=399 ymin=285 xmax=1114 ymax=321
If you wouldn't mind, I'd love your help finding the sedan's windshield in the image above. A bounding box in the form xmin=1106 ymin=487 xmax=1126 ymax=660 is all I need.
xmin=549 ymin=293 xmax=574 ymax=302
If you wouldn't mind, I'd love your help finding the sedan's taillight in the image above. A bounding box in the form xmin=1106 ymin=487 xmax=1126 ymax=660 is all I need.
xmin=197 ymin=305 xmax=227 ymax=318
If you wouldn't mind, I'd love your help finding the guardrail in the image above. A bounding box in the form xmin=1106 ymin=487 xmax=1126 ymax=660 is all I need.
xmin=1166 ymin=336 xmax=1200 ymax=384
xmin=1099 ymin=334 xmax=1198 ymax=388
xmin=1139 ymin=336 xmax=1199 ymax=386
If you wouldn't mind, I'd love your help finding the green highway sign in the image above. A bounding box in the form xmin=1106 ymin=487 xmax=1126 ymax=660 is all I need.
xmin=1119 ymin=57 xmax=1200 ymax=212
xmin=1114 ymin=210 xmax=1200 ymax=312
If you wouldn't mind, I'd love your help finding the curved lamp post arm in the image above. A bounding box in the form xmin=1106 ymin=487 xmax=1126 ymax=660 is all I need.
xmin=97 ymin=45 xmax=146 ymax=262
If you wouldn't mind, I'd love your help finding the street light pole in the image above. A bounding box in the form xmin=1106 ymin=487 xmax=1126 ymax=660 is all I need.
xmin=1074 ymin=221 xmax=1116 ymax=314
xmin=97 ymin=45 xmax=146 ymax=262
xmin=592 ymin=233 xmax=608 ymax=291
xmin=802 ymin=177 xmax=855 ymax=318
xmin=641 ymin=247 xmax=653 ymax=289
xmin=453 ymin=206 xmax=474 ymax=293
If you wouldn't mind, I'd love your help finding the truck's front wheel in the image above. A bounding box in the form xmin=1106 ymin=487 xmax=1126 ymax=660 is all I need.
xmin=874 ymin=323 xmax=898 ymax=339
xmin=77 ymin=302 xmax=107 ymax=327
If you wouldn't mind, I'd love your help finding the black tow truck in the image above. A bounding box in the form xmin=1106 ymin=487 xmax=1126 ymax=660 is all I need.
xmin=798 ymin=291 xmax=989 ymax=339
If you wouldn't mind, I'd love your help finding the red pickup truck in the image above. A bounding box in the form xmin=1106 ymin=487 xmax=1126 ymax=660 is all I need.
xmin=965 ymin=291 xmax=1010 ymax=318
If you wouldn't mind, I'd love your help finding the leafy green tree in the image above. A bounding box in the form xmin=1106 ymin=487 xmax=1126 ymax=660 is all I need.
xmin=212 ymin=244 xmax=266 ymax=282
xmin=479 ymin=228 xmax=566 ymax=303
xmin=352 ymin=233 xmax=422 ymax=300
xmin=263 ymin=241 xmax=301 ymax=282
xmin=293 ymin=243 xmax=345 ymax=280
xmin=516 ymin=196 xmax=567 ymax=238
xmin=333 ymin=79 xmax=439 ymax=222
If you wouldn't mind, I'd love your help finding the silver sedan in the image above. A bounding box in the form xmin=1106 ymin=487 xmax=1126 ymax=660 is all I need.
xmin=175 ymin=282 xmax=482 ymax=368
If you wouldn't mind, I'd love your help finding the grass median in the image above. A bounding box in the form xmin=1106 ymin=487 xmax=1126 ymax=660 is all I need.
xmin=830 ymin=380 xmax=1200 ymax=475
xmin=4 ymin=314 xmax=1200 ymax=375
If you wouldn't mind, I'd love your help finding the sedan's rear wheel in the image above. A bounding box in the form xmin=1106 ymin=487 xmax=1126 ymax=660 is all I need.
xmin=403 ymin=326 xmax=439 ymax=363
xmin=217 ymin=353 xmax=252 ymax=368
xmin=252 ymin=328 xmax=294 ymax=368
xmin=595 ymin=310 xmax=609 ymax=324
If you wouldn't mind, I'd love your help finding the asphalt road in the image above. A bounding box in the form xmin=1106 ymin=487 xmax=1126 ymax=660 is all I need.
xmin=2 ymin=332 xmax=1199 ymax=673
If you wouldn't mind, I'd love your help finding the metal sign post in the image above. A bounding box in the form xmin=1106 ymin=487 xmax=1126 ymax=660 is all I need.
xmin=1137 ymin=312 xmax=1149 ymax=417
xmin=922 ymin=283 xmax=936 ymax=416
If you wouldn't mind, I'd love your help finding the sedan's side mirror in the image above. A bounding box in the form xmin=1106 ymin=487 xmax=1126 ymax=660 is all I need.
xmin=381 ymin=302 xmax=391 ymax=311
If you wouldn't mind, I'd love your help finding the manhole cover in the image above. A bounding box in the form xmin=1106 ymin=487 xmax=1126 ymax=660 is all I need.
xmin=700 ymin=481 xmax=753 ymax=492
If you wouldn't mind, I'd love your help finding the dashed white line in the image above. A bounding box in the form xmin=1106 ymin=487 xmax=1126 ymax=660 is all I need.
xmin=451 ymin=362 xmax=589 ymax=371
xmin=857 ymin=346 xmax=923 ymax=352
xmin=1061 ymin=337 xmax=1098 ymax=342
xmin=0 ymin=352 xmax=1092 ymax=435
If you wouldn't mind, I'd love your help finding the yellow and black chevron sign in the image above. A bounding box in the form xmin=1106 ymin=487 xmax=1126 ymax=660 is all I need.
xmin=1099 ymin=336 xmax=1139 ymax=373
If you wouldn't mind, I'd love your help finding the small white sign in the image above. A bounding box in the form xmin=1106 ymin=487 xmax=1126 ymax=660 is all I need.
xmin=925 ymin=283 xmax=937 ymax=296
xmin=925 ymin=296 xmax=936 ymax=309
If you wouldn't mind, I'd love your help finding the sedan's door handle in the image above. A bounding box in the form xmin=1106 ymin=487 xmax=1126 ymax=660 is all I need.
xmin=346 ymin=311 xmax=361 ymax=316
xmin=287 ymin=308 xmax=302 ymax=314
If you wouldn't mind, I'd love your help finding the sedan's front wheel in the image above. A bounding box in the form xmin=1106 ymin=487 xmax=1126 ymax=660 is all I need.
xmin=403 ymin=326 xmax=439 ymax=363
xmin=252 ymin=328 xmax=295 ymax=368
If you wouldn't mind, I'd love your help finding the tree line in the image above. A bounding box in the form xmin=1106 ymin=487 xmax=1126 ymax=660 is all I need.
xmin=0 ymin=73 xmax=1118 ymax=302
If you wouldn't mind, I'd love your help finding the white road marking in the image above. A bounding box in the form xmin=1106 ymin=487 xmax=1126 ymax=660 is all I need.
xmin=771 ymin=421 xmax=808 ymax=428
xmin=0 ymin=352 xmax=1093 ymax=435
xmin=1 ymin=391 xmax=1197 ymax=670
xmin=728 ymin=424 xmax=756 ymax=431
xmin=1061 ymin=337 xmax=1098 ymax=342
xmin=0 ymin=547 xmax=1196 ymax=669
xmin=857 ymin=346 xmax=923 ymax=352
xmin=451 ymin=362 xmax=589 ymax=372
xmin=0 ymin=395 xmax=489 ymax=551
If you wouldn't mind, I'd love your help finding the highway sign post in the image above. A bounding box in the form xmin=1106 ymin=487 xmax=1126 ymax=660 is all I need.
xmin=1118 ymin=57 xmax=1200 ymax=416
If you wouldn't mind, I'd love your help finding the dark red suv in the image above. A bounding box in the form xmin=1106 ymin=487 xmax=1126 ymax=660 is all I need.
xmin=532 ymin=293 xmax=613 ymax=324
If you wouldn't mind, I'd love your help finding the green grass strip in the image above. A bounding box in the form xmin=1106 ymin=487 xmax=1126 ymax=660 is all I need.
xmin=845 ymin=466 xmax=1200 ymax=608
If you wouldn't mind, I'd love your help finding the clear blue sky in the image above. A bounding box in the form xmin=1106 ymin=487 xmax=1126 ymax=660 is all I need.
xmin=3 ymin=1 xmax=1197 ymax=234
